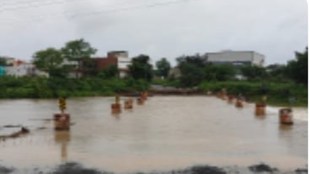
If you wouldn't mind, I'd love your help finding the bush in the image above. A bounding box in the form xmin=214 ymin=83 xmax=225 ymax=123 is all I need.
xmin=199 ymin=81 xmax=307 ymax=106
xmin=0 ymin=76 xmax=151 ymax=99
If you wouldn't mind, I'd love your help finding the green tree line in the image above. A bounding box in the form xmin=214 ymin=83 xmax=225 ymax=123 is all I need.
xmin=0 ymin=76 xmax=149 ymax=98
xmin=0 ymin=38 xmax=307 ymax=106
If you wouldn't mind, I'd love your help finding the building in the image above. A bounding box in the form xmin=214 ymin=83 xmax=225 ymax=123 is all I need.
xmin=205 ymin=50 xmax=265 ymax=66
xmin=5 ymin=60 xmax=48 ymax=77
xmin=85 ymin=51 xmax=131 ymax=78
xmin=63 ymin=51 xmax=131 ymax=78
xmin=93 ymin=56 xmax=117 ymax=70
xmin=6 ymin=61 xmax=34 ymax=77
xmin=62 ymin=59 xmax=80 ymax=78
xmin=107 ymin=51 xmax=131 ymax=78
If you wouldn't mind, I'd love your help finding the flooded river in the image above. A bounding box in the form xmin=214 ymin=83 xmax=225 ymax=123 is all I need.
xmin=0 ymin=96 xmax=307 ymax=173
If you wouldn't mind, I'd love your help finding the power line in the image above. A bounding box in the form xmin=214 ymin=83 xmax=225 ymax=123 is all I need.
xmin=63 ymin=0 xmax=194 ymax=19
xmin=0 ymin=0 xmax=131 ymax=23
xmin=0 ymin=0 xmax=81 ymax=13
xmin=0 ymin=0 xmax=132 ymax=13
xmin=0 ymin=0 xmax=201 ymax=23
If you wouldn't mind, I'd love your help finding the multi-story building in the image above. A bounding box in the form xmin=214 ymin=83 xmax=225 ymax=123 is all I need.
xmin=93 ymin=56 xmax=117 ymax=71
xmin=205 ymin=50 xmax=265 ymax=66
xmin=107 ymin=51 xmax=131 ymax=78
xmin=73 ymin=51 xmax=131 ymax=78
xmin=62 ymin=59 xmax=80 ymax=78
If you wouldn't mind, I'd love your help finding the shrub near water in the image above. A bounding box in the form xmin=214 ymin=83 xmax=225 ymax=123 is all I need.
xmin=0 ymin=76 xmax=307 ymax=106
xmin=199 ymin=81 xmax=307 ymax=106
xmin=0 ymin=76 xmax=147 ymax=99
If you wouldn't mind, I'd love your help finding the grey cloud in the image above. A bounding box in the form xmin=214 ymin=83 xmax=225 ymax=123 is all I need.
xmin=0 ymin=0 xmax=307 ymax=65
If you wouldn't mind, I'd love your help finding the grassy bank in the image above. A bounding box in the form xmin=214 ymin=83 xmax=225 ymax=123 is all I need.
xmin=199 ymin=81 xmax=308 ymax=107
xmin=0 ymin=76 xmax=149 ymax=99
xmin=0 ymin=77 xmax=307 ymax=107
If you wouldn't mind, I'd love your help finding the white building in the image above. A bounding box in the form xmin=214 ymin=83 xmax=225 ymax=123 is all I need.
xmin=205 ymin=50 xmax=265 ymax=66
xmin=107 ymin=51 xmax=131 ymax=78
xmin=6 ymin=62 xmax=34 ymax=77
xmin=61 ymin=59 xmax=80 ymax=78
xmin=6 ymin=61 xmax=48 ymax=77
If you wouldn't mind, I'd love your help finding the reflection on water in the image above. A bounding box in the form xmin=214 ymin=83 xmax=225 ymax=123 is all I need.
xmin=0 ymin=96 xmax=307 ymax=173
xmin=112 ymin=113 xmax=121 ymax=120
xmin=279 ymin=124 xmax=293 ymax=131
xmin=254 ymin=114 xmax=266 ymax=120
xmin=54 ymin=131 xmax=70 ymax=162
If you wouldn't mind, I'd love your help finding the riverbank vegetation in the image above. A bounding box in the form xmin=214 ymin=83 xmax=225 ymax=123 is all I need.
xmin=153 ymin=47 xmax=308 ymax=106
xmin=0 ymin=39 xmax=307 ymax=106
xmin=0 ymin=76 xmax=149 ymax=99
xmin=199 ymin=81 xmax=307 ymax=106
xmin=151 ymin=79 xmax=307 ymax=106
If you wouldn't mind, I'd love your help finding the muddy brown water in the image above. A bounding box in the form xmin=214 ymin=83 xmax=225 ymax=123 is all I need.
xmin=0 ymin=96 xmax=307 ymax=173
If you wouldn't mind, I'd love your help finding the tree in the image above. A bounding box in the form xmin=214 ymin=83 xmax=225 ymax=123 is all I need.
xmin=0 ymin=57 xmax=6 ymax=66
xmin=177 ymin=54 xmax=207 ymax=87
xmin=128 ymin=54 xmax=153 ymax=82
xmin=286 ymin=47 xmax=308 ymax=85
xmin=240 ymin=65 xmax=267 ymax=80
xmin=205 ymin=64 xmax=236 ymax=81
xmin=61 ymin=39 xmax=97 ymax=78
xmin=98 ymin=65 xmax=118 ymax=79
xmin=176 ymin=54 xmax=206 ymax=68
xmin=33 ymin=48 xmax=65 ymax=77
xmin=155 ymin=58 xmax=171 ymax=78
xmin=61 ymin=39 xmax=97 ymax=60
xmin=265 ymin=64 xmax=287 ymax=82
xmin=179 ymin=63 xmax=205 ymax=87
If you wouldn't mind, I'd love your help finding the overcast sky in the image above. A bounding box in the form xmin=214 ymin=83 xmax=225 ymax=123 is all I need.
xmin=0 ymin=0 xmax=307 ymax=66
